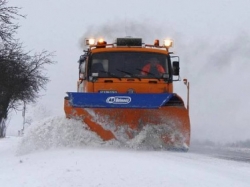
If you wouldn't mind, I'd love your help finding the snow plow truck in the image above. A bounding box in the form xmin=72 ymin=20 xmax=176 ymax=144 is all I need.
xmin=64 ymin=37 xmax=190 ymax=151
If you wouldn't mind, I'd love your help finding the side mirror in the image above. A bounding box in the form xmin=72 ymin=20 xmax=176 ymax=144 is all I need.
xmin=79 ymin=62 xmax=85 ymax=73
xmin=172 ymin=61 xmax=180 ymax=76
xmin=78 ymin=55 xmax=86 ymax=63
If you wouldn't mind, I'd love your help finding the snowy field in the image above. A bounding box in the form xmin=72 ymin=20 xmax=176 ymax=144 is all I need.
xmin=1 ymin=117 xmax=250 ymax=187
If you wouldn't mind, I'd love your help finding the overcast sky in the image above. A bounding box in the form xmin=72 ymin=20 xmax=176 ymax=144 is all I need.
xmin=7 ymin=0 xmax=250 ymax=143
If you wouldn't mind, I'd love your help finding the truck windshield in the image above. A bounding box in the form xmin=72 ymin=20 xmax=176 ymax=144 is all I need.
xmin=90 ymin=52 xmax=169 ymax=79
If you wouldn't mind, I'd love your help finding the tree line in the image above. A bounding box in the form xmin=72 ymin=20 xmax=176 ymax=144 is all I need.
xmin=0 ymin=0 xmax=54 ymax=137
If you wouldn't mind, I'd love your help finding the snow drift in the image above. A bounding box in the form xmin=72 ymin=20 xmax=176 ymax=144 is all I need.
xmin=17 ymin=116 xmax=188 ymax=155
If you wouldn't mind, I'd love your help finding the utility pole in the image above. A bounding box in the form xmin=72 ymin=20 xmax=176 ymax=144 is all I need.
xmin=21 ymin=101 xmax=26 ymax=135
xmin=183 ymin=79 xmax=190 ymax=114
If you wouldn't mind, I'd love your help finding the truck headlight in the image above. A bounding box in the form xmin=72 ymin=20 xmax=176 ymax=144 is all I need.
xmin=85 ymin=38 xmax=95 ymax=45
xmin=163 ymin=39 xmax=173 ymax=47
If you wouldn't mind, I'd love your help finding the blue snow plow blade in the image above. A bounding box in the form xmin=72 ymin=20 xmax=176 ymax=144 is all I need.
xmin=67 ymin=92 xmax=174 ymax=109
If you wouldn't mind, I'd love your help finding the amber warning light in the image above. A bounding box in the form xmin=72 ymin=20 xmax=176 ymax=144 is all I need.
xmin=154 ymin=39 xmax=160 ymax=46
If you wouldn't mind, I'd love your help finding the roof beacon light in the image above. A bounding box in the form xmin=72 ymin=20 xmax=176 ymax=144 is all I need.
xmin=98 ymin=38 xmax=104 ymax=43
xmin=163 ymin=39 xmax=173 ymax=47
xmin=96 ymin=38 xmax=107 ymax=48
xmin=85 ymin=38 xmax=95 ymax=45
xmin=154 ymin=39 xmax=160 ymax=46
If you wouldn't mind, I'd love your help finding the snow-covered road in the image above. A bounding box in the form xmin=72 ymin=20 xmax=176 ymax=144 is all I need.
xmin=1 ymin=136 xmax=250 ymax=187
xmin=1 ymin=117 xmax=250 ymax=187
xmin=190 ymin=145 xmax=250 ymax=163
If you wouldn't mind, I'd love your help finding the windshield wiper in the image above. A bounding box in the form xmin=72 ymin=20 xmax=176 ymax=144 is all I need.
xmin=100 ymin=70 xmax=121 ymax=81
xmin=116 ymin=69 xmax=141 ymax=81
xmin=136 ymin=68 xmax=160 ymax=81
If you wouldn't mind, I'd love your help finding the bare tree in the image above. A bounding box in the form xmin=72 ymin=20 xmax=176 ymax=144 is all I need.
xmin=0 ymin=1 xmax=55 ymax=137
xmin=0 ymin=0 xmax=25 ymax=42
xmin=0 ymin=42 xmax=54 ymax=137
